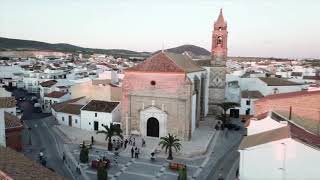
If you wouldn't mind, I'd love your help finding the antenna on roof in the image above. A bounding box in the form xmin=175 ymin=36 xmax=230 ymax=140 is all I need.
xmin=162 ymin=41 xmax=165 ymax=53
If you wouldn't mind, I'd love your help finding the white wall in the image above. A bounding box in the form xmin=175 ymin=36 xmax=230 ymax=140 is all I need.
xmin=43 ymin=94 xmax=70 ymax=113
xmin=112 ymin=104 xmax=121 ymax=123
xmin=0 ymin=109 xmax=5 ymax=147
xmin=191 ymin=94 xmax=196 ymax=134
xmin=240 ymin=77 xmax=305 ymax=96
xmin=187 ymin=70 xmax=207 ymax=117
xmin=0 ymin=88 xmax=12 ymax=97
xmin=240 ymin=98 xmax=257 ymax=115
xmin=240 ymin=138 xmax=320 ymax=180
xmin=80 ymin=110 xmax=113 ymax=131
xmin=56 ymin=112 xmax=81 ymax=128
xmin=0 ymin=65 xmax=23 ymax=78
xmin=247 ymin=117 xmax=287 ymax=135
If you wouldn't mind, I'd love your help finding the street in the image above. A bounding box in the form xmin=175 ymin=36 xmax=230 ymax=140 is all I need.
xmin=15 ymin=89 xmax=74 ymax=180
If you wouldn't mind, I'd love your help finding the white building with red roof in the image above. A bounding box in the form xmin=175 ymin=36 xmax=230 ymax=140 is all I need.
xmin=43 ymin=91 xmax=70 ymax=113
xmin=239 ymin=91 xmax=320 ymax=179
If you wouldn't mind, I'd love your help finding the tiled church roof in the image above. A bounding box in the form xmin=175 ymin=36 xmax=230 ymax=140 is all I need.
xmin=126 ymin=52 xmax=204 ymax=73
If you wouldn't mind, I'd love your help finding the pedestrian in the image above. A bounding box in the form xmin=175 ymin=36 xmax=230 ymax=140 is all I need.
xmin=218 ymin=173 xmax=224 ymax=180
xmin=133 ymin=138 xmax=135 ymax=147
xmin=129 ymin=135 xmax=132 ymax=145
xmin=124 ymin=139 xmax=128 ymax=149
xmin=91 ymin=136 xmax=94 ymax=145
xmin=39 ymin=151 xmax=44 ymax=160
xmin=76 ymin=163 xmax=81 ymax=174
xmin=134 ymin=147 xmax=139 ymax=159
xmin=137 ymin=148 xmax=139 ymax=159
xmin=62 ymin=152 xmax=66 ymax=162
xmin=131 ymin=147 xmax=134 ymax=158
xmin=142 ymin=138 xmax=146 ymax=147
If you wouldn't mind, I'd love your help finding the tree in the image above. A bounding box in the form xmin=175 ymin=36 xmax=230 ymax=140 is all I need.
xmin=80 ymin=143 xmax=89 ymax=163
xmin=97 ymin=163 xmax=108 ymax=180
xmin=178 ymin=167 xmax=187 ymax=180
xmin=158 ymin=134 xmax=181 ymax=160
xmin=97 ymin=123 xmax=123 ymax=151
xmin=215 ymin=102 xmax=239 ymax=124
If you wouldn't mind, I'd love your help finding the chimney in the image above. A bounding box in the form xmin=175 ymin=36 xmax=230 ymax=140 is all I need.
xmin=111 ymin=70 xmax=119 ymax=84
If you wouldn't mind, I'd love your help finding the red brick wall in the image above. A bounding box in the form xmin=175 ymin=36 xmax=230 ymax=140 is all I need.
xmin=255 ymin=92 xmax=320 ymax=122
xmin=6 ymin=128 xmax=23 ymax=151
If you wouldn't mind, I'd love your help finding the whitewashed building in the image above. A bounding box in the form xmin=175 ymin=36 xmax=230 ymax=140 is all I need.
xmin=80 ymin=100 xmax=120 ymax=131
xmin=53 ymin=103 xmax=84 ymax=128
xmin=239 ymin=113 xmax=320 ymax=180
xmin=43 ymin=91 xmax=71 ymax=113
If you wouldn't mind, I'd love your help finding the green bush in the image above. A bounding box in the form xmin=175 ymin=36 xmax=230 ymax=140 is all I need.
xmin=79 ymin=145 xmax=89 ymax=163
xmin=97 ymin=163 xmax=108 ymax=180
xmin=178 ymin=168 xmax=187 ymax=180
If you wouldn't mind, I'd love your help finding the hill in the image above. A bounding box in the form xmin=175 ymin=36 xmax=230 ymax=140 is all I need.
xmin=155 ymin=44 xmax=210 ymax=56
xmin=0 ymin=37 xmax=149 ymax=57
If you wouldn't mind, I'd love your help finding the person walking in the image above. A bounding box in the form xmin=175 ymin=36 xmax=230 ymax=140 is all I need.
xmin=91 ymin=136 xmax=94 ymax=145
xmin=134 ymin=147 xmax=139 ymax=159
xmin=218 ymin=173 xmax=224 ymax=180
xmin=142 ymin=138 xmax=146 ymax=147
xmin=136 ymin=148 xmax=139 ymax=159
xmin=62 ymin=152 xmax=66 ymax=162
xmin=133 ymin=138 xmax=136 ymax=147
xmin=124 ymin=139 xmax=128 ymax=149
xmin=131 ymin=147 xmax=134 ymax=158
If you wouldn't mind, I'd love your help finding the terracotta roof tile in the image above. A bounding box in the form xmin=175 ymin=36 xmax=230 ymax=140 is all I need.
xmin=82 ymin=100 xmax=119 ymax=113
xmin=258 ymin=90 xmax=320 ymax=101
xmin=0 ymin=97 xmax=16 ymax=108
xmin=0 ymin=146 xmax=64 ymax=180
xmin=40 ymin=80 xmax=57 ymax=87
xmin=126 ymin=52 xmax=204 ymax=73
xmin=259 ymin=77 xmax=301 ymax=86
xmin=241 ymin=90 xmax=264 ymax=99
xmin=51 ymin=97 xmax=85 ymax=112
xmin=0 ymin=171 xmax=12 ymax=180
xmin=57 ymin=104 xmax=83 ymax=115
xmin=4 ymin=112 xmax=22 ymax=129
xmin=45 ymin=91 xmax=68 ymax=98
xmin=239 ymin=126 xmax=291 ymax=150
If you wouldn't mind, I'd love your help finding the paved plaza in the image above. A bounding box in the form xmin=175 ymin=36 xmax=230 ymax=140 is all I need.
xmin=54 ymin=118 xmax=244 ymax=180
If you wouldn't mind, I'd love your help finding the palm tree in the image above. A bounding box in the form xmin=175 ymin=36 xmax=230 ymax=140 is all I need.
xmin=158 ymin=134 xmax=181 ymax=160
xmin=97 ymin=123 xmax=123 ymax=151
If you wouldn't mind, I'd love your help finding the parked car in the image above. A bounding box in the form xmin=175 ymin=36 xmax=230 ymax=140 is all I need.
xmin=16 ymin=107 xmax=23 ymax=114
xmin=224 ymin=123 xmax=241 ymax=131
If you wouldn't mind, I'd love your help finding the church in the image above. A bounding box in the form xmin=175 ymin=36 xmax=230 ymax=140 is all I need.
xmin=121 ymin=9 xmax=228 ymax=140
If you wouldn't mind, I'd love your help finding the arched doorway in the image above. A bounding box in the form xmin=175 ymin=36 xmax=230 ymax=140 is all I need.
xmin=147 ymin=117 xmax=159 ymax=137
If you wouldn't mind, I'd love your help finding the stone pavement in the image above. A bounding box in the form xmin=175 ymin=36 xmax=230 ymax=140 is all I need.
xmin=56 ymin=117 xmax=216 ymax=159
xmin=53 ymin=117 xmax=244 ymax=180
xmin=57 ymin=127 xmax=243 ymax=180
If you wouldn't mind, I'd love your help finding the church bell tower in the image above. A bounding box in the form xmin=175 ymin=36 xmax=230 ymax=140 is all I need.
xmin=211 ymin=9 xmax=228 ymax=64
xmin=208 ymin=9 xmax=227 ymax=115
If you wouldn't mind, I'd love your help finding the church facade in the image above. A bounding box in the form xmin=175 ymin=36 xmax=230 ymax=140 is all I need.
xmin=121 ymin=10 xmax=228 ymax=140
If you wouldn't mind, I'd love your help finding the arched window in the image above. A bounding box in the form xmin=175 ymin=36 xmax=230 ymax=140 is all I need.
xmin=217 ymin=36 xmax=223 ymax=45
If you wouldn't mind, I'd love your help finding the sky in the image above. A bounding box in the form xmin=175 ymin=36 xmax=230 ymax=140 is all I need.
xmin=0 ymin=0 xmax=320 ymax=58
